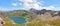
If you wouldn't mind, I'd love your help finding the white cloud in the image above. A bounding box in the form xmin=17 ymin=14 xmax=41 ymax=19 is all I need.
xmin=43 ymin=6 xmax=55 ymax=10
xmin=20 ymin=0 xmax=43 ymax=10
xmin=24 ymin=3 xmax=30 ymax=8
xmin=56 ymin=7 xmax=60 ymax=11
xmin=12 ymin=3 xmax=18 ymax=6
xmin=13 ymin=0 xmax=55 ymax=10
xmin=23 ymin=3 xmax=41 ymax=10
xmin=37 ymin=2 xmax=43 ymax=5
xmin=31 ymin=4 xmax=40 ymax=9
xmin=12 ymin=0 xmax=44 ymax=10
xmin=48 ymin=6 xmax=55 ymax=8
xmin=0 ymin=7 xmax=8 ymax=11
xmin=23 ymin=3 xmax=55 ymax=10
xmin=19 ymin=0 xmax=34 ymax=3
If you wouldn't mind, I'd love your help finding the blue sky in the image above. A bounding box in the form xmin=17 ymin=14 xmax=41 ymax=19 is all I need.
xmin=0 ymin=0 xmax=60 ymax=11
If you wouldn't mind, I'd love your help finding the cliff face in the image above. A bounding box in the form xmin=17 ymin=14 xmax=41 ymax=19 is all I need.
xmin=0 ymin=12 xmax=6 ymax=26
xmin=33 ymin=13 xmax=60 ymax=21
xmin=28 ymin=9 xmax=60 ymax=21
xmin=0 ymin=12 xmax=7 ymax=18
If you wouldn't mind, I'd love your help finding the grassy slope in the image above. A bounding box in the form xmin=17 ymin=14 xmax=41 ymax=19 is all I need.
xmin=3 ymin=10 xmax=60 ymax=26
xmin=3 ymin=17 xmax=60 ymax=26
xmin=3 ymin=18 xmax=25 ymax=26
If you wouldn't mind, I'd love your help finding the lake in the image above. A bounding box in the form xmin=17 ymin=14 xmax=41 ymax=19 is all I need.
xmin=9 ymin=16 xmax=27 ymax=24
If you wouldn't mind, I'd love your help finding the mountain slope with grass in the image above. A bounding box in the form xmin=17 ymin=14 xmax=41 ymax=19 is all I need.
xmin=1 ymin=9 xmax=60 ymax=26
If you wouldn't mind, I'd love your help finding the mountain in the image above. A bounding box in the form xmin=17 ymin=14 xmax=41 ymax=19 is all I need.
xmin=0 ymin=8 xmax=60 ymax=21
xmin=29 ymin=8 xmax=60 ymax=17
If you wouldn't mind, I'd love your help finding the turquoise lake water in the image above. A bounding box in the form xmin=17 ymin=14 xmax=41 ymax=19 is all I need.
xmin=9 ymin=16 xmax=27 ymax=24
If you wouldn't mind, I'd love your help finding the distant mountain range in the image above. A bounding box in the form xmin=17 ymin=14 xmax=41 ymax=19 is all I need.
xmin=0 ymin=8 xmax=60 ymax=19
